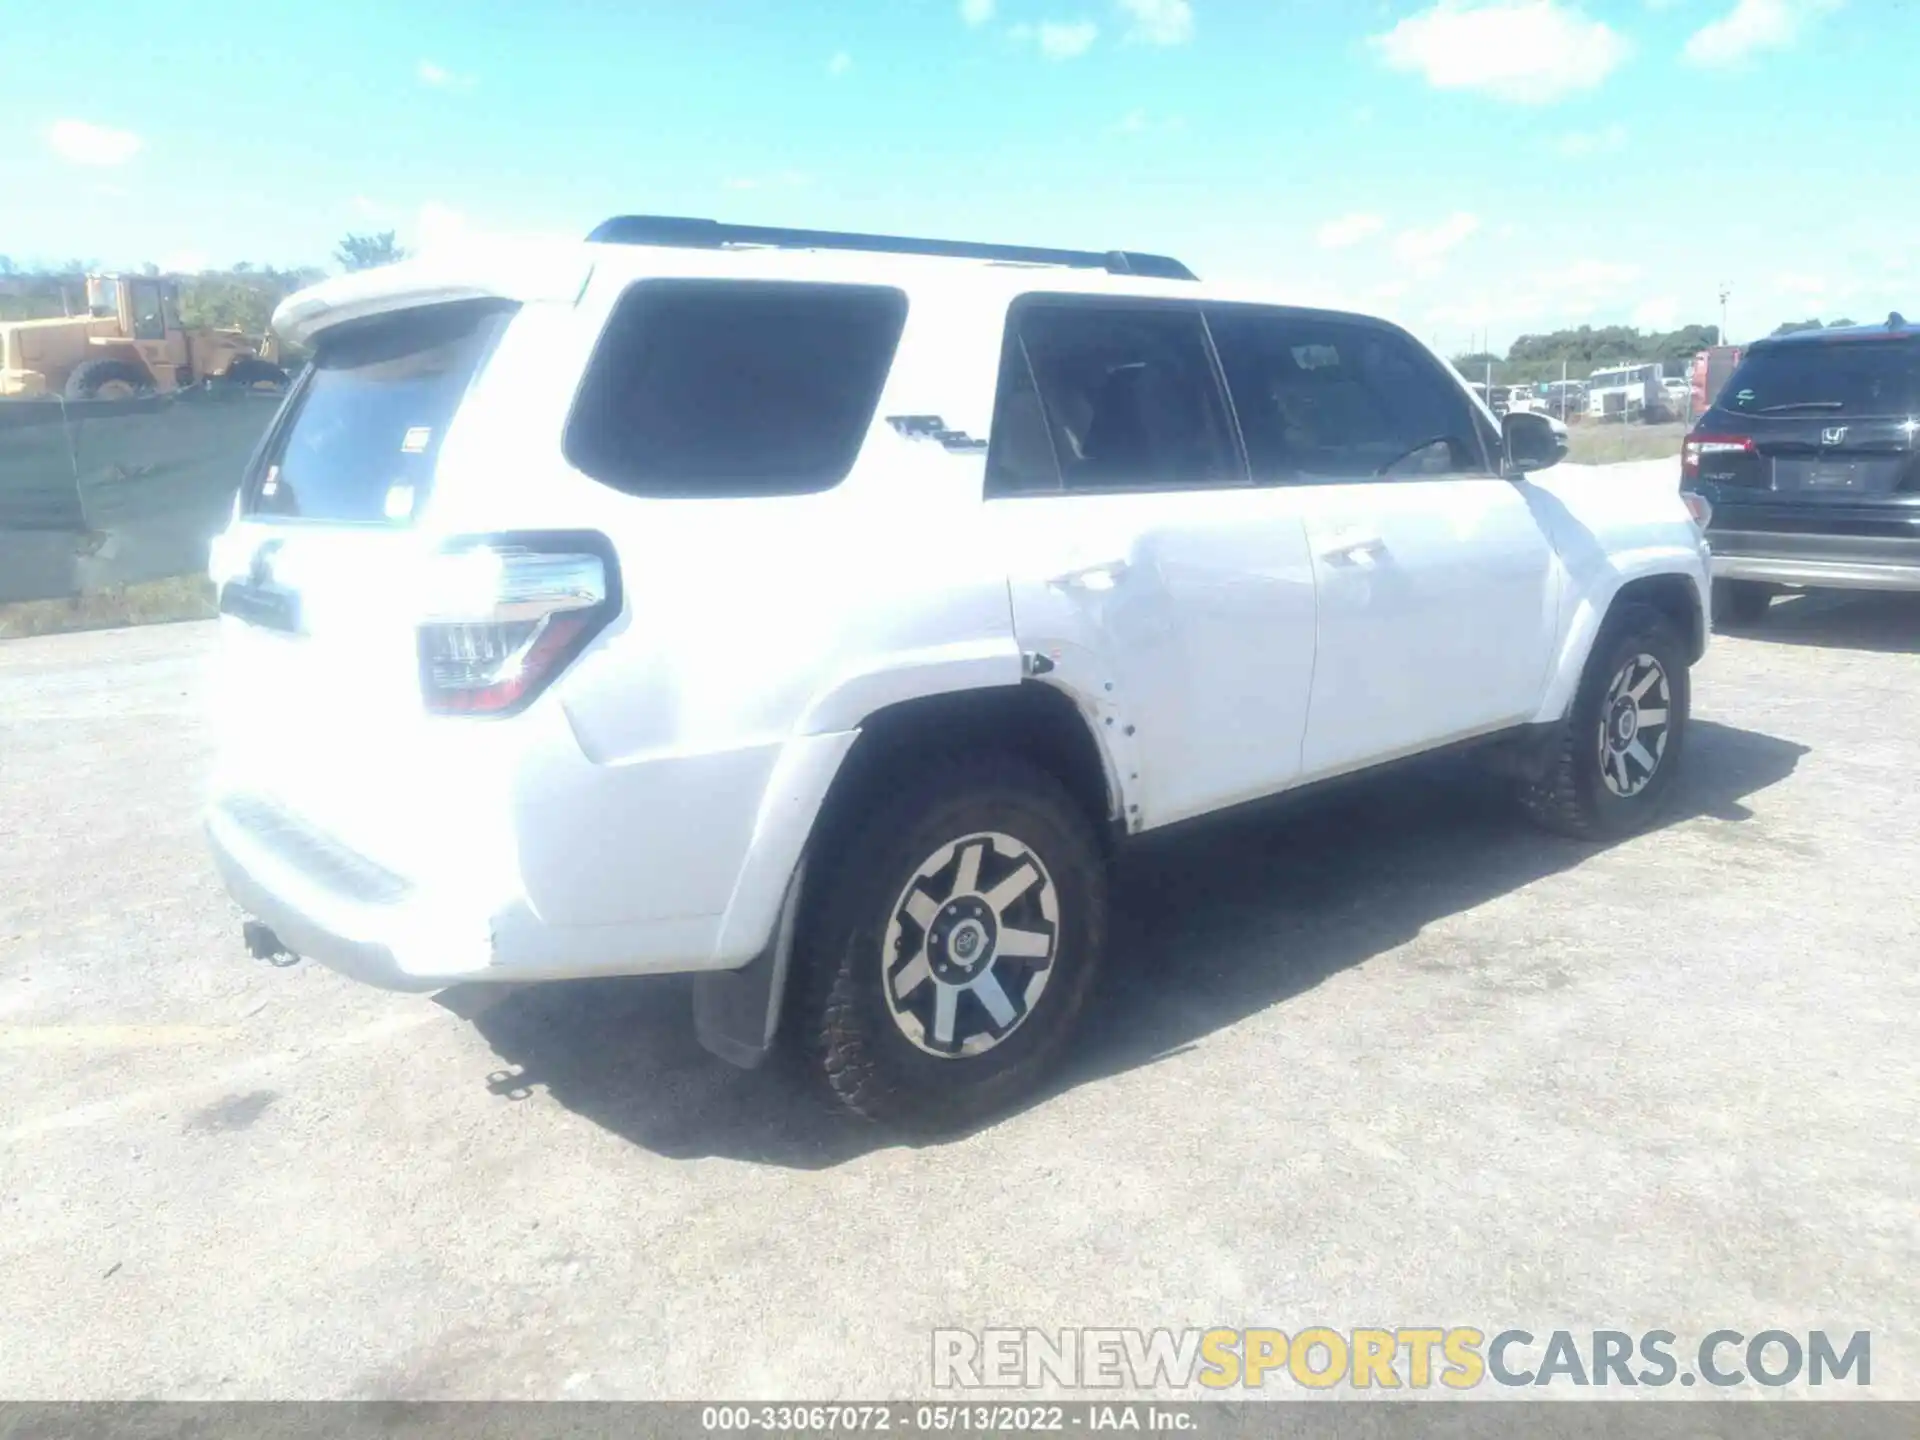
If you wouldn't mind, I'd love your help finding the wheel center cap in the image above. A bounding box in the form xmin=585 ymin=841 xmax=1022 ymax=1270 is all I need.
xmin=927 ymin=900 xmax=997 ymax=984
xmin=1609 ymin=699 xmax=1637 ymax=748
xmin=952 ymin=922 xmax=984 ymax=962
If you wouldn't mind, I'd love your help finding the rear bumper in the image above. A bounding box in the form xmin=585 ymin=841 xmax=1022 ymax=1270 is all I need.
xmin=1709 ymin=529 xmax=1920 ymax=592
xmin=207 ymin=811 xmax=434 ymax=991
xmin=205 ymin=724 xmax=858 ymax=991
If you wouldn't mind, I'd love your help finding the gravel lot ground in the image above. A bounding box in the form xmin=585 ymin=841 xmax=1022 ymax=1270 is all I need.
xmin=2 ymin=595 xmax=1916 ymax=1401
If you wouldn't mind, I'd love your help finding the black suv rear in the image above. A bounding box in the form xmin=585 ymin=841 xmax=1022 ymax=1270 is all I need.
xmin=1683 ymin=315 xmax=1920 ymax=623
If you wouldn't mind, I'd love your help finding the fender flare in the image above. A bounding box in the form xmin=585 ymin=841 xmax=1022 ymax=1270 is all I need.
xmin=694 ymin=652 xmax=1137 ymax=1070
xmin=1532 ymin=551 xmax=1707 ymax=725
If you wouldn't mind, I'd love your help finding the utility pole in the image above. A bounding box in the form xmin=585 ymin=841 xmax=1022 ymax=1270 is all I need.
xmin=1718 ymin=284 xmax=1731 ymax=346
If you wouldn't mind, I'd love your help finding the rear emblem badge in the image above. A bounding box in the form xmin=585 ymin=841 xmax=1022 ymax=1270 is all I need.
xmin=1823 ymin=426 xmax=1848 ymax=446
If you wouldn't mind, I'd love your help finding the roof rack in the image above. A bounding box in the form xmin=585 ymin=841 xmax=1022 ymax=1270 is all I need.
xmin=585 ymin=215 xmax=1197 ymax=281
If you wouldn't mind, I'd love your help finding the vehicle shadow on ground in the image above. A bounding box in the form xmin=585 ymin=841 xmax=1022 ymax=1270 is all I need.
xmin=1723 ymin=590 xmax=1920 ymax=654
xmin=455 ymin=719 xmax=1807 ymax=1170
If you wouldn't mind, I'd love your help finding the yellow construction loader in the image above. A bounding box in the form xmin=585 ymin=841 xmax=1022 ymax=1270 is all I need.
xmin=0 ymin=274 xmax=290 ymax=400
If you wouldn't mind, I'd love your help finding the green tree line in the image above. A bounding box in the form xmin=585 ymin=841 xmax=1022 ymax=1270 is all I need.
xmin=1454 ymin=317 xmax=1868 ymax=386
xmin=0 ymin=231 xmax=409 ymax=336
xmin=1454 ymin=323 xmax=1722 ymax=386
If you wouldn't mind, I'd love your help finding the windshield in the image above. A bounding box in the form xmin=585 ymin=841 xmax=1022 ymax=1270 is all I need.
xmin=1720 ymin=341 xmax=1920 ymax=415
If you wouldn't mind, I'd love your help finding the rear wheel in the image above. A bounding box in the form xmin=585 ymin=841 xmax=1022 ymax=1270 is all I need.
xmin=1519 ymin=604 xmax=1690 ymax=841
xmin=63 ymin=358 xmax=151 ymax=401
xmin=1712 ymin=578 xmax=1774 ymax=627
xmin=792 ymin=753 xmax=1107 ymax=1130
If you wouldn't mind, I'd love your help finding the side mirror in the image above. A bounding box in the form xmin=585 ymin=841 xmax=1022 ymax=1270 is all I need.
xmin=1504 ymin=410 xmax=1568 ymax=473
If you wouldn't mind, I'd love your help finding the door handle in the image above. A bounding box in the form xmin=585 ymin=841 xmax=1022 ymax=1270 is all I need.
xmin=1318 ymin=532 xmax=1385 ymax=562
xmin=1051 ymin=559 xmax=1130 ymax=593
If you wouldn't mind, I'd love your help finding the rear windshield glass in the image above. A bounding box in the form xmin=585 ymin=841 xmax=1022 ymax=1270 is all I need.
xmin=247 ymin=300 xmax=516 ymax=523
xmin=1719 ymin=341 xmax=1920 ymax=417
xmin=564 ymin=279 xmax=907 ymax=498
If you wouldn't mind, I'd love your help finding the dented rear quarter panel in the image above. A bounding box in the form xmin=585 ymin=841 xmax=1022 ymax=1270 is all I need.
xmin=418 ymin=269 xmax=1032 ymax=958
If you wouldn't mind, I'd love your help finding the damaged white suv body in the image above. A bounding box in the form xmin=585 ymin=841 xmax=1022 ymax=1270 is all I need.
xmin=206 ymin=217 xmax=1710 ymax=1127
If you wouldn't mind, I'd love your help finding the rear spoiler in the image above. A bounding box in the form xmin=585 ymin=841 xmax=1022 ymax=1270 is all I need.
xmin=272 ymin=245 xmax=594 ymax=349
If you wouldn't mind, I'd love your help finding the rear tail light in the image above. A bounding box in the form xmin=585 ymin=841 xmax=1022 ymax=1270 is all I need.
xmin=417 ymin=538 xmax=617 ymax=716
xmin=1681 ymin=433 xmax=1754 ymax=481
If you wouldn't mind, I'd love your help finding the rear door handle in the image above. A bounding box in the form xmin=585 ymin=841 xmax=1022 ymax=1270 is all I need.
xmin=1051 ymin=559 xmax=1130 ymax=592
xmin=1318 ymin=532 xmax=1385 ymax=562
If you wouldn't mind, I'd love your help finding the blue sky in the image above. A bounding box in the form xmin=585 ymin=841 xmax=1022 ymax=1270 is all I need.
xmin=2 ymin=0 xmax=1910 ymax=352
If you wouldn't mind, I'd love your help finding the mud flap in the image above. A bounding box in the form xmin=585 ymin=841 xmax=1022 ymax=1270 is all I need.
xmin=692 ymin=860 xmax=806 ymax=1070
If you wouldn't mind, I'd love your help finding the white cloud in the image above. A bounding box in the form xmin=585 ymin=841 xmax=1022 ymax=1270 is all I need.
xmin=960 ymin=0 xmax=995 ymax=25
xmin=1393 ymin=212 xmax=1481 ymax=263
xmin=351 ymin=196 xmax=384 ymax=218
xmin=1632 ymin=296 xmax=1680 ymax=330
xmin=1115 ymin=109 xmax=1186 ymax=134
xmin=1370 ymin=1 xmax=1629 ymax=104
xmin=1012 ymin=19 xmax=1100 ymax=57
xmin=828 ymin=50 xmax=854 ymax=75
xmin=44 ymin=119 xmax=144 ymax=167
xmin=1683 ymin=0 xmax=1839 ymax=67
xmin=1557 ymin=260 xmax=1641 ymax=288
xmin=416 ymin=60 xmax=476 ymax=90
xmin=1554 ymin=122 xmax=1628 ymax=156
xmin=1117 ymin=0 xmax=1194 ymax=45
xmin=1773 ymin=270 xmax=1829 ymax=299
xmin=159 ymin=250 xmax=210 ymax=275
xmin=1317 ymin=212 xmax=1386 ymax=249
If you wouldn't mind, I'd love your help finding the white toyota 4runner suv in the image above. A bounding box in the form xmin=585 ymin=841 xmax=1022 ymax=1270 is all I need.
xmin=206 ymin=217 xmax=1710 ymax=1128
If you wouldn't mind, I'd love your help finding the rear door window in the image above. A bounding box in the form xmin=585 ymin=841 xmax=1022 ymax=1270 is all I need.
xmin=248 ymin=300 xmax=515 ymax=523
xmin=1720 ymin=342 xmax=1920 ymax=417
xmin=987 ymin=300 xmax=1241 ymax=495
xmin=564 ymin=279 xmax=907 ymax=497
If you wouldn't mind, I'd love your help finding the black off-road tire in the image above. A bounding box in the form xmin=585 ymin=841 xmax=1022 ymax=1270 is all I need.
xmin=1519 ymin=604 xmax=1691 ymax=841
xmin=791 ymin=753 xmax=1107 ymax=1131
xmin=1712 ymin=578 xmax=1774 ymax=628
xmin=223 ymin=357 xmax=291 ymax=392
xmin=64 ymin=358 xmax=152 ymax=401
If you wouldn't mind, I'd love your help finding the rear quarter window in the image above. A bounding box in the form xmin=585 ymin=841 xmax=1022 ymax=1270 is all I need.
xmin=563 ymin=279 xmax=908 ymax=498
xmin=247 ymin=300 xmax=516 ymax=523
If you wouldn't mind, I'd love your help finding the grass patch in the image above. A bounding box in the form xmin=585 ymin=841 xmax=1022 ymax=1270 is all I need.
xmin=1565 ymin=420 xmax=1688 ymax=467
xmin=0 ymin=574 xmax=217 ymax=641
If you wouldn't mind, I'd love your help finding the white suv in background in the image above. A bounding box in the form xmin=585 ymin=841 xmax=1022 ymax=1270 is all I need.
xmin=206 ymin=218 xmax=1710 ymax=1128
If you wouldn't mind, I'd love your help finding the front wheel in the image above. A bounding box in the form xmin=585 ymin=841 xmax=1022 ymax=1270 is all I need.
xmin=1519 ymin=605 xmax=1691 ymax=841
xmin=64 ymin=358 xmax=151 ymax=401
xmin=791 ymin=754 xmax=1107 ymax=1130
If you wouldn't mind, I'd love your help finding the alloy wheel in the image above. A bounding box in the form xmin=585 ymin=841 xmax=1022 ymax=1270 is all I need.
xmin=1597 ymin=652 xmax=1671 ymax=798
xmin=882 ymin=831 xmax=1060 ymax=1058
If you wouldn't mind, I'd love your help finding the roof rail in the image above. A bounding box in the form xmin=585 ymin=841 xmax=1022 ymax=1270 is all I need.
xmin=585 ymin=215 xmax=1197 ymax=281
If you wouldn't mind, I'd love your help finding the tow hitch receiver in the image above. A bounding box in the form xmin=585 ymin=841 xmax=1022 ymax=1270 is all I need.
xmin=242 ymin=919 xmax=297 ymax=966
